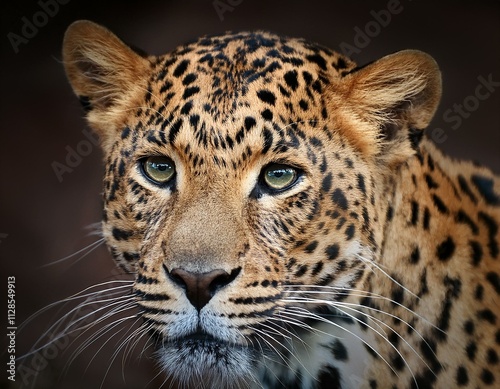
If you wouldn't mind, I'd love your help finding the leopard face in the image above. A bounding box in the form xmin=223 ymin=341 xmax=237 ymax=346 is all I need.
xmin=63 ymin=21 xmax=500 ymax=388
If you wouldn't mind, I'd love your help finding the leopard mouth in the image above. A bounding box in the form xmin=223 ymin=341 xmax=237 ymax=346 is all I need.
xmin=155 ymin=330 xmax=256 ymax=387
xmin=171 ymin=331 xmax=238 ymax=355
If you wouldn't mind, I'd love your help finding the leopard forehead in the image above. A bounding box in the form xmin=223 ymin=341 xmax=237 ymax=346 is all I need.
xmin=130 ymin=31 xmax=357 ymax=165
xmin=146 ymin=31 xmax=356 ymax=115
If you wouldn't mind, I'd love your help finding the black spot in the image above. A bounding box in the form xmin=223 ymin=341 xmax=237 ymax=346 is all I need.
xmin=471 ymin=174 xmax=500 ymax=205
xmin=235 ymin=128 xmax=245 ymax=144
xmin=119 ymin=128 xmax=130 ymax=140
xmin=444 ymin=275 xmax=462 ymax=298
xmin=225 ymin=135 xmax=234 ymax=149
xmin=409 ymin=246 xmax=420 ymax=264
xmin=391 ymin=354 xmax=405 ymax=371
xmin=344 ymin=224 xmax=355 ymax=240
xmin=331 ymin=340 xmax=348 ymax=361
xmin=427 ymin=154 xmax=435 ymax=171
xmin=357 ymin=174 xmax=366 ymax=195
xmin=436 ymin=237 xmax=455 ymax=261
xmin=336 ymin=260 xmax=346 ymax=272
xmin=257 ymin=90 xmax=276 ymax=105
xmin=135 ymin=290 xmax=170 ymax=301
xmin=388 ymin=331 xmax=400 ymax=348
xmin=463 ymin=320 xmax=474 ymax=335
xmin=478 ymin=211 xmax=499 ymax=258
xmin=422 ymin=207 xmax=430 ymax=230
xmin=312 ymin=80 xmax=322 ymax=93
xmin=364 ymin=343 xmax=379 ymax=359
xmin=169 ymin=118 xmax=183 ymax=144
xmin=325 ymin=244 xmax=340 ymax=260
xmin=420 ymin=338 xmax=441 ymax=373
xmin=455 ymin=210 xmax=479 ymax=234
xmin=418 ymin=269 xmax=429 ymax=297
xmin=284 ymin=70 xmax=299 ymax=90
xmin=432 ymin=194 xmax=449 ymax=214
xmin=411 ymin=371 xmax=437 ymax=389
xmin=458 ymin=174 xmax=478 ymax=204
xmin=294 ymin=264 xmax=308 ymax=277
xmin=456 ymin=366 xmax=469 ymax=386
xmin=487 ymin=348 xmax=499 ymax=365
xmin=112 ymin=228 xmax=133 ymax=241
xmin=173 ymin=59 xmax=190 ymax=77
xmin=244 ymin=116 xmax=256 ymax=131
xmin=317 ymin=366 xmax=341 ymax=389
xmin=410 ymin=200 xmax=419 ymax=225
xmin=182 ymin=73 xmax=197 ymax=85
xmin=486 ymin=272 xmax=500 ymax=294
xmin=117 ymin=160 xmax=126 ymax=176
xmin=302 ymin=71 xmax=313 ymax=85
xmin=261 ymin=109 xmax=273 ymax=121
xmin=311 ymin=261 xmax=324 ymax=276
xmin=481 ymin=369 xmax=495 ymax=385
xmin=332 ymin=188 xmax=348 ymax=211
xmin=180 ymin=101 xmax=193 ymax=115
xmin=424 ymin=173 xmax=439 ymax=189
xmin=304 ymin=241 xmax=318 ymax=253
xmin=262 ymin=128 xmax=273 ymax=154
xmin=159 ymin=80 xmax=173 ymax=94
xmin=469 ymin=240 xmax=483 ymax=266
xmin=434 ymin=276 xmax=461 ymax=340
xmin=189 ymin=114 xmax=200 ymax=128
xmin=475 ymin=284 xmax=484 ymax=300
xmin=391 ymin=285 xmax=404 ymax=305
xmin=478 ymin=309 xmax=497 ymax=324
xmin=182 ymin=86 xmax=200 ymax=99
xmin=299 ymin=99 xmax=308 ymax=110
xmin=306 ymin=54 xmax=327 ymax=70
xmin=322 ymin=173 xmax=333 ymax=193
xmin=386 ymin=206 xmax=394 ymax=222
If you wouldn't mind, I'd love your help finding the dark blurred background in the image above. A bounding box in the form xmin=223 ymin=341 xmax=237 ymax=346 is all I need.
xmin=1 ymin=1 xmax=499 ymax=388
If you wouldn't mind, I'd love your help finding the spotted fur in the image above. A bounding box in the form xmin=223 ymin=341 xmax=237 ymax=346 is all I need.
xmin=63 ymin=20 xmax=500 ymax=388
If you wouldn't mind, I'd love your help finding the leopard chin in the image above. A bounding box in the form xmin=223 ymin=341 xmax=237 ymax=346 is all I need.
xmin=155 ymin=333 xmax=257 ymax=388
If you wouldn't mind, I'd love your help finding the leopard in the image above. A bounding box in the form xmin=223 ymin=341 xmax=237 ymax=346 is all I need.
xmin=61 ymin=20 xmax=500 ymax=388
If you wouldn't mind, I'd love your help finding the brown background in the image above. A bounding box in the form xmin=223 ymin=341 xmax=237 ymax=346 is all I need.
xmin=1 ymin=1 xmax=499 ymax=388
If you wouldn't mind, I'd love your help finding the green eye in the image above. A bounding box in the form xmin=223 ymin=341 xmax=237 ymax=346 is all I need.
xmin=262 ymin=164 xmax=299 ymax=191
xmin=142 ymin=156 xmax=175 ymax=185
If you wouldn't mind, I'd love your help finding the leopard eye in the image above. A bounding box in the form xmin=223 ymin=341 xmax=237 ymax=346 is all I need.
xmin=262 ymin=164 xmax=299 ymax=191
xmin=141 ymin=156 xmax=176 ymax=185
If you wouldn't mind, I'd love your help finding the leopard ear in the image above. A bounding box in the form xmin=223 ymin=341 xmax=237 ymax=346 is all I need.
xmin=63 ymin=20 xmax=150 ymax=150
xmin=340 ymin=50 xmax=442 ymax=165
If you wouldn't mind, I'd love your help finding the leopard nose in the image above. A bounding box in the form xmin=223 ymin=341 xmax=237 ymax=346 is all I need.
xmin=168 ymin=267 xmax=241 ymax=311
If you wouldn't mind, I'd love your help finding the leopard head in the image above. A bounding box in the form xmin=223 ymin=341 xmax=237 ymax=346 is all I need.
xmin=63 ymin=20 xmax=441 ymax=387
